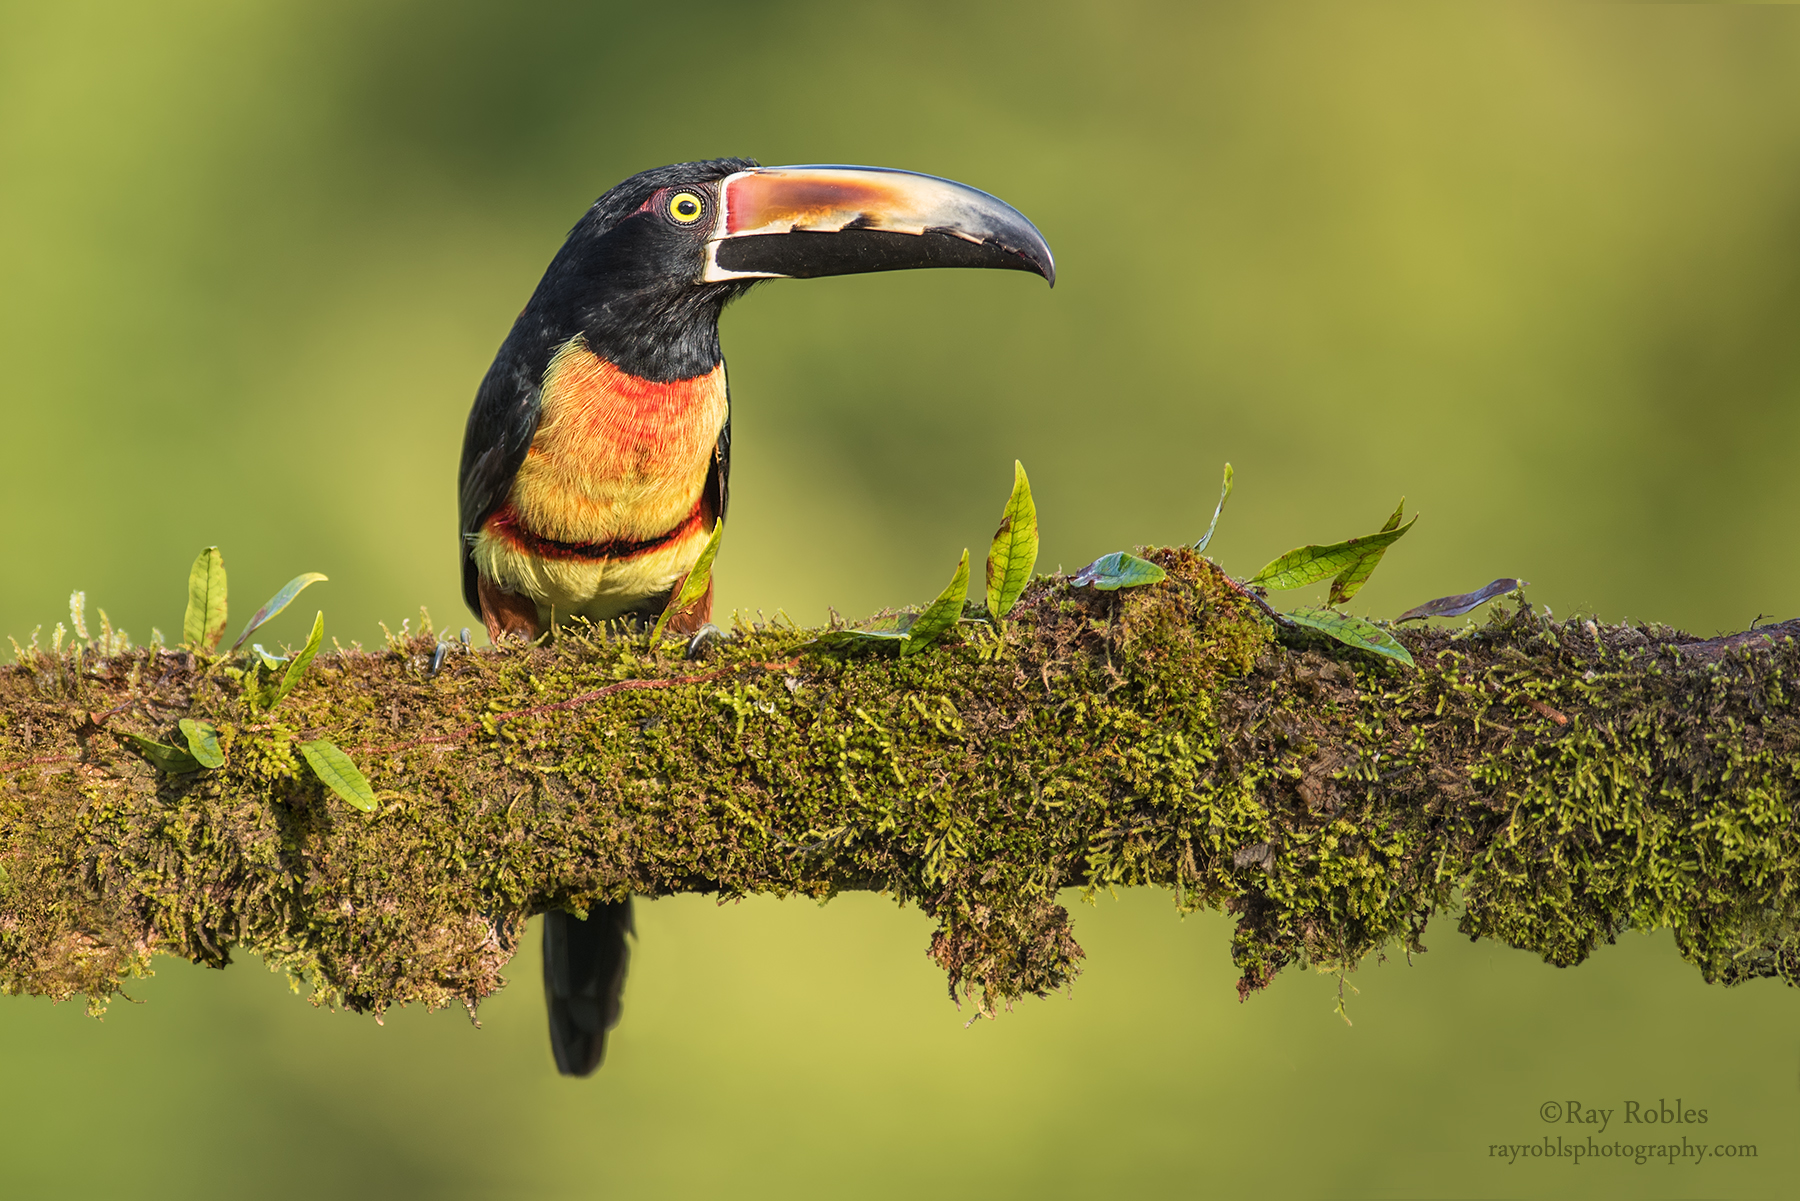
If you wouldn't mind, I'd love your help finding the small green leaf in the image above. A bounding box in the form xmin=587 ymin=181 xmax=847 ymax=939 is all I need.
xmin=272 ymin=611 xmax=326 ymax=708
xmin=804 ymin=611 xmax=917 ymax=656
xmin=1070 ymin=551 xmax=1167 ymax=591
xmin=904 ymin=550 xmax=971 ymax=656
xmin=1194 ymin=463 xmax=1234 ymax=554
xmin=805 ymin=628 xmax=912 ymax=655
xmin=177 ymin=718 xmax=224 ymax=769
xmin=650 ymin=520 xmax=723 ymax=644
xmin=183 ymin=547 xmax=229 ymax=652
xmin=1328 ymin=498 xmax=1406 ymax=606
xmin=299 ymin=739 xmax=377 ymax=811
xmin=1250 ymin=514 xmax=1418 ymax=593
xmin=231 ymin=572 xmax=328 ymax=651
xmin=985 ymin=461 xmax=1039 ymax=619
xmin=1397 ymin=577 xmax=1529 ymax=623
xmin=124 ymin=732 xmax=201 ymax=774
xmin=252 ymin=644 xmax=288 ymax=669
xmin=1285 ymin=607 xmax=1415 ymax=667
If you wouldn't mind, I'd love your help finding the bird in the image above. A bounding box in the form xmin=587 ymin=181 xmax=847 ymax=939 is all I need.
xmin=457 ymin=158 xmax=1053 ymax=1075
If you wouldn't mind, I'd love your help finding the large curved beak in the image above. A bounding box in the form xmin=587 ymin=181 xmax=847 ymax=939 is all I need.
xmin=701 ymin=165 xmax=1054 ymax=287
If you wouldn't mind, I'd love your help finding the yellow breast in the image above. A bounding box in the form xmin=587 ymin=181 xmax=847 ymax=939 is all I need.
xmin=470 ymin=337 xmax=727 ymax=622
xmin=514 ymin=338 xmax=726 ymax=543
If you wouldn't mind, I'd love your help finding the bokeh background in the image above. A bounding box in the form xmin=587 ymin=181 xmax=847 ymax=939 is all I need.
xmin=5 ymin=2 xmax=1800 ymax=1197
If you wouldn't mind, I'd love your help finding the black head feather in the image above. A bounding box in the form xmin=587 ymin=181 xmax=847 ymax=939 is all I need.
xmin=577 ymin=157 xmax=758 ymax=241
xmin=515 ymin=156 xmax=763 ymax=382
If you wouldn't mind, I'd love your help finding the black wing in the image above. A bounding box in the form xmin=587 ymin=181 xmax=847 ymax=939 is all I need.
xmin=705 ymin=411 xmax=731 ymax=526
xmin=458 ymin=346 xmax=546 ymax=615
xmin=542 ymin=901 xmax=633 ymax=1076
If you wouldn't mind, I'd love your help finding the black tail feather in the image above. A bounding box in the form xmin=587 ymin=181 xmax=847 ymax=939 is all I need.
xmin=543 ymin=900 xmax=633 ymax=1076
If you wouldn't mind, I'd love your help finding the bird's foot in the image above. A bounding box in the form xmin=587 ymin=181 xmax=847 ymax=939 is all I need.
xmin=685 ymin=623 xmax=731 ymax=660
xmin=429 ymin=629 xmax=474 ymax=675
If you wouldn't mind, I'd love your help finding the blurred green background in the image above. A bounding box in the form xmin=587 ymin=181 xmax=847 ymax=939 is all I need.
xmin=5 ymin=2 xmax=1800 ymax=1197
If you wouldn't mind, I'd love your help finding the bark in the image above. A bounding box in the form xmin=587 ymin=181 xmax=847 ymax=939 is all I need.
xmin=3 ymin=548 xmax=1798 ymax=1019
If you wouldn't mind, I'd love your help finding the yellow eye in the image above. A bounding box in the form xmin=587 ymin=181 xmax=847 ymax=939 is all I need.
xmin=668 ymin=191 xmax=704 ymax=224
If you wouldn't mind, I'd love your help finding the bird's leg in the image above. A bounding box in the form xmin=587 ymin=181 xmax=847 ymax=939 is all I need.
xmin=477 ymin=575 xmax=542 ymax=643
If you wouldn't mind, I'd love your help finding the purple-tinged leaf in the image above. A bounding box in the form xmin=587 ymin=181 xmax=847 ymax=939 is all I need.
xmin=1396 ymin=578 xmax=1529 ymax=623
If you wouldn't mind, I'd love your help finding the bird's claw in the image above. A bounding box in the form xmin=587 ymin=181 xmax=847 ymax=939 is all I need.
xmin=685 ymin=624 xmax=731 ymax=660
xmin=430 ymin=629 xmax=476 ymax=675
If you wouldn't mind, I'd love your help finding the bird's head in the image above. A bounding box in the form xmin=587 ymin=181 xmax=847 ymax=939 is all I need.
xmin=520 ymin=158 xmax=1055 ymax=380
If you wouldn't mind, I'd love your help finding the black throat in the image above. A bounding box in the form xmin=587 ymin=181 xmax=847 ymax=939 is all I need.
xmin=575 ymin=279 xmax=743 ymax=382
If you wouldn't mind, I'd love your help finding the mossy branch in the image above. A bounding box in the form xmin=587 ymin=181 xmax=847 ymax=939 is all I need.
xmin=3 ymin=549 xmax=1799 ymax=1021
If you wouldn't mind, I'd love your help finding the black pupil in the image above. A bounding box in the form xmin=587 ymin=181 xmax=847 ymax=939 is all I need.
xmin=676 ymin=198 xmax=697 ymax=216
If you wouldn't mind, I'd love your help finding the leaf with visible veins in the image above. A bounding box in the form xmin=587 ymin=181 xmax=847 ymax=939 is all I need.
xmin=1328 ymin=499 xmax=1406 ymax=606
xmin=904 ymin=550 xmax=971 ymax=656
xmin=183 ymin=548 xmax=228 ymax=652
xmin=1285 ymin=607 xmax=1415 ymax=667
xmin=986 ymin=462 xmax=1038 ymax=620
xmin=1252 ymin=510 xmax=1416 ymax=594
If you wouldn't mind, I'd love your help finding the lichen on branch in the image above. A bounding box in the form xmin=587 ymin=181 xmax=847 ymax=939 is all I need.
xmin=2 ymin=550 xmax=1798 ymax=1023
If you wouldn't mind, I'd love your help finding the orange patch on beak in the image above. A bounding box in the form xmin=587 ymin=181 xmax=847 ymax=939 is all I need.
xmin=724 ymin=171 xmax=910 ymax=235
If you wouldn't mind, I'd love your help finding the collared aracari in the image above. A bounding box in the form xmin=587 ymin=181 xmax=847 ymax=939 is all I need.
xmin=458 ymin=158 xmax=1054 ymax=1075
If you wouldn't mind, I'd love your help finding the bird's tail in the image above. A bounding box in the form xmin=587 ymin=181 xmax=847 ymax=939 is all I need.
xmin=542 ymin=899 xmax=633 ymax=1076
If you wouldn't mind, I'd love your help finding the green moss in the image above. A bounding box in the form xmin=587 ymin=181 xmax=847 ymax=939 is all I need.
xmin=2 ymin=550 xmax=1798 ymax=1024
